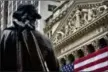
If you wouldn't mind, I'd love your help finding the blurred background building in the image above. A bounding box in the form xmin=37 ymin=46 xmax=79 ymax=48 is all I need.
xmin=0 ymin=0 xmax=39 ymax=34
xmin=44 ymin=0 xmax=108 ymax=67
xmin=0 ymin=0 xmax=63 ymax=34
xmin=0 ymin=1 xmax=8 ymax=34
xmin=38 ymin=1 xmax=63 ymax=34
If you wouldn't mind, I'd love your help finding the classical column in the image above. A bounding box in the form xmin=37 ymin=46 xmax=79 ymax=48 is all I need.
xmin=91 ymin=40 xmax=99 ymax=51
xmin=64 ymin=55 xmax=68 ymax=64
xmin=106 ymin=33 xmax=108 ymax=40
xmin=103 ymin=35 xmax=108 ymax=45
xmin=72 ymin=51 xmax=78 ymax=60
xmin=81 ymin=46 xmax=88 ymax=56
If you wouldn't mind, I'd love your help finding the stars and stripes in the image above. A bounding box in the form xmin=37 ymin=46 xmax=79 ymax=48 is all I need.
xmin=61 ymin=63 xmax=74 ymax=72
xmin=74 ymin=46 xmax=108 ymax=72
xmin=61 ymin=46 xmax=108 ymax=72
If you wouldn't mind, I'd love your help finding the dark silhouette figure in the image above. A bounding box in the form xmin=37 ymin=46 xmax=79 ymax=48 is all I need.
xmin=0 ymin=4 xmax=59 ymax=72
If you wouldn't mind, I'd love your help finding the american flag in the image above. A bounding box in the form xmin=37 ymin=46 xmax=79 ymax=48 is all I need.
xmin=61 ymin=46 xmax=108 ymax=72
xmin=61 ymin=63 xmax=74 ymax=72
xmin=74 ymin=46 xmax=108 ymax=72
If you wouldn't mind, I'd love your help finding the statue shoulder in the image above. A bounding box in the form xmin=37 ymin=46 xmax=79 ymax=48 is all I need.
xmin=34 ymin=30 xmax=52 ymax=48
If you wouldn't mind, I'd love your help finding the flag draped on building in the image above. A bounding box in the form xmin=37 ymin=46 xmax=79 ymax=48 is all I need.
xmin=61 ymin=63 xmax=74 ymax=72
xmin=74 ymin=46 xmax=108 ymax=72
xmin=61 ymin=47 xmax=108 ymax=72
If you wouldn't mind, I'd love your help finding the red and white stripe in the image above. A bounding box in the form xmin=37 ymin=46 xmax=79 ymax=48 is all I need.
xmin=74 ymin=46 xmax=108 ymax=72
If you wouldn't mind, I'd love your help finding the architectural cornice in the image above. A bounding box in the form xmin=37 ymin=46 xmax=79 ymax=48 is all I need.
xmin=43 ymin=0 xmax=108 ymax=62
xmin=53 ymin=0 xmax=69 ymax=13
xmin=44 ymin=0 xmax=108 ymax=50
xmin=54 ymin=12 xmax=108 ymax=49
xmin=57 ymin=31 xmax=108 ymax=58
xmin=75 ymin=0 xmax=103 ymax=3
xmin=50 ymin=0 xmax=108 ymax=47
xmin=44 ymin=0 xmax=107 ymax=33
xmin=44 ymin=0 xmax=75 ymax=33
xmin=51 ymin=1 xmax=104 ymax=40
xmin=44 ymin=9 xmax=68 ymax=33
xmin=50 ymin=2 xmax=77 ymax=38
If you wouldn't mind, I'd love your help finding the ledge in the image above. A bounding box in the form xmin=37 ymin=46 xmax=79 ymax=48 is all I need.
xmin=54 ymin=12 xmax=108 ymax=49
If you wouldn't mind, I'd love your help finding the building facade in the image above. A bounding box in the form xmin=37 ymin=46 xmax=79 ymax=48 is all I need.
xmin=37 ymin=1 xmax=62 ymax=34
xmin=44 ymin=0 xmax=108 ymax=66
xmin=0 ymin=0 xmax=62 ymax=34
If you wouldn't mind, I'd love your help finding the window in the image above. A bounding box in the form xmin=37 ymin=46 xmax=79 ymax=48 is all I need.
xmin=77 ymin=49 xmax=84 ymax=58
xmin=87 ymin=44 xmax=95 ymax=53
xmin=48 ymin=4 xmax=57 ymax=12
xmin=98 ymin=38 xmax=107 ymax=48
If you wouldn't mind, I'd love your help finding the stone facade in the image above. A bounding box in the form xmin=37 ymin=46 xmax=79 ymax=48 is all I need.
xmin=44 ymin=0 xmax=108 ymax=65
xmin=37 ymin=1 xmax=61 ymax=34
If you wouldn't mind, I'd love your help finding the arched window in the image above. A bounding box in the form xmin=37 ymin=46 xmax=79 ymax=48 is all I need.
xmin=77 ymin=49 xmax=84 ymax=58
xmin=60 ymin=58 xmax=66 ymax=66
xmin=98 ymin=38 xmax=107 ymax=48
xmin=67 ymin=54 xmax=75 ymax=63
xmin=87 ymin=44 xmax=95 ymax=53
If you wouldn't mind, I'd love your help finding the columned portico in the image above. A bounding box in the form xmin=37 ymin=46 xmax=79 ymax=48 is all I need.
xmin=44 ymin=0 xmax=108 ymax=64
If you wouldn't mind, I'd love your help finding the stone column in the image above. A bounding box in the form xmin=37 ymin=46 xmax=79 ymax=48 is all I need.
xmin=91 ymin=40 xmax=99 ymax=51
xmin=64 ymin=55 xmax=68 ymax=64
xmin=103 ymin=35 xmax=108 ymax=45
xmin=81 ymin=46 xmax=88 ymax=56
xmin=72 ymin=51 xmax=78 ymax=60
xmin=106 ymin=33 xmax=108 ymax=40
